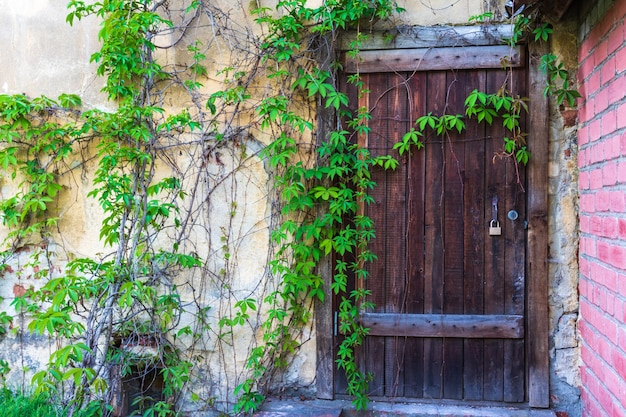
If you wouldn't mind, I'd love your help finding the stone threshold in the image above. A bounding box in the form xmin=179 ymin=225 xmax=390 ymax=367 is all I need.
xmin=253 ymin=398 xmax=558 ymax=417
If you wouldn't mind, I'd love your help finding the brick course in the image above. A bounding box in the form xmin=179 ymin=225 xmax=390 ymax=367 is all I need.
xmin=579 ymin=1 xmax=626 ymax=415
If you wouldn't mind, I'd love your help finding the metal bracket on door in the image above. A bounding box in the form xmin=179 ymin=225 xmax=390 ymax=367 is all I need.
xmin=490 ymin=195 xmax=501 ymax=236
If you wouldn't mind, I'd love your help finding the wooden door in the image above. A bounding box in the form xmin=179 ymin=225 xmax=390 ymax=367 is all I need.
xmin=334 ymin=61 xmax=529 ymax=403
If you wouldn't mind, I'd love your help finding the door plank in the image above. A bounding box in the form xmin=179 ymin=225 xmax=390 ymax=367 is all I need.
xmin=527 ymin=42 xmax=550 ymax=408
xmin=316 ymin=54 xmax=340 ymax=398
xmin=422 ymin=71 xmax=447 ymax=399
xmin=505 ymin=339 xmax=526 ymax=402
xmin=366 ymin=73 xmax=391 ymax=396
xmin=442 ymin=69 xmax=467 ymax=400
xmin=383 ymin=73 xmax=409 ymax=397
xmin=403 ymin=72 xmax=428 ymax=398
xmin=483 ymin=68 xmax=508 ymax=402
xmin=340 ymin=25 xmax=516 ymax=50
xmin=342 ymin=46 xmax=524 ymax=73
xmin=462 ymin=68 xmax=487 ymax=401
xmin=503 ymin=66 xmax=528 ymax=403
xmin=360 ymin=313 xmax=524 ymax=338
xmin=484 ymin=339 xmax=505 ymax=401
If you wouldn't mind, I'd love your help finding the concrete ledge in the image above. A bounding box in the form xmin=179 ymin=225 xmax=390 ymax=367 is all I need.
xmin=255 ymin=399 xmax=557 ymax=417
xmin=342 ymin=400 xmax=557 ymax=417
xmin=254 ymin=399 xmax=343 ymax=417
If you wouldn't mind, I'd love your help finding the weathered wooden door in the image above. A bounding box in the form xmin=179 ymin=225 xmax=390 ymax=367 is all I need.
xmin=334 ymin=53 xmax=531 ymax=403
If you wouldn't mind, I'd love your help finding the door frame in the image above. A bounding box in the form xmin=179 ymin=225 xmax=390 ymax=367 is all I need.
xmin=315 ymin=25 xmax=549 ymax=408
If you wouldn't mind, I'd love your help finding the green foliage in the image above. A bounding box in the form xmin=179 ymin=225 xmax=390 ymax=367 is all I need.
xmin=391 ymin=6 xmax=579 ymax=167
xmin=0 ymin=93 xmax=77 ymax=243
xmin=258 ymin=101 xmax=385 ymax=409
xmin=510 ymin=9 xmax=580 ymax=107
xmin=0 ymin=389 xmax=61 ymax=417
xmin=70 ymin=0 xmax=172 ymax=102
xmin=469 ymin=11 xmax=493 ymax=22
xmin=0 ymin=2 xmax=204 ymax=416
xmin=540 ymin=53 xmax=581 ymax=106
xmin=533 ymin=22 xmax=553 ymax=41
xmin=231 ymin=1 xmax=405 ymax=412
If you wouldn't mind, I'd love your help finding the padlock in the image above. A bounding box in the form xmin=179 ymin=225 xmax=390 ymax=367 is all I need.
xmin=489 ymin=219 xmax=502 ymax=236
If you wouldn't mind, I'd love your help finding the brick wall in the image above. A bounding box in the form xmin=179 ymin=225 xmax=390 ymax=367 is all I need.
xmin=578 ymin=1 xmax=626 ymax=416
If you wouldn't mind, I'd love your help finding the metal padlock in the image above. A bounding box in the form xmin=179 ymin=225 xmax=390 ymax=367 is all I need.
xmin=489 ymin=219 xmax=501 ymax=236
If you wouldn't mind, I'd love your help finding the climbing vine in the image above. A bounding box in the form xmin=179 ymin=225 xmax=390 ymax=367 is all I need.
xmin=0 ymin=1 xmax=576 ymax=416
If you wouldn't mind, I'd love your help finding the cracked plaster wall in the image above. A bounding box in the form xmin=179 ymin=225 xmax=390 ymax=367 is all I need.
xmin=547 ymin=12 xmax=582 ymax=417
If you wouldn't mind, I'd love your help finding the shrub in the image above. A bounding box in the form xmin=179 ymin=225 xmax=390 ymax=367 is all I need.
xmin=0 ymin=388 xmax=61 ymax=417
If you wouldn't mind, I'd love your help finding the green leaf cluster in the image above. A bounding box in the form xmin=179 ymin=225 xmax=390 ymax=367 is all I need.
xmin=509 ymin=10 xmax=581 ymax=107
xmin=0 ymin=2 xmax=206 ymax=417
xmin=0 ymin=389 xmax=62 ymax=417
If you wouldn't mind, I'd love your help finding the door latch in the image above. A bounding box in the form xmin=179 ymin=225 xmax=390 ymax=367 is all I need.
xmin=490 ymin=195 xmax=502 ymax=236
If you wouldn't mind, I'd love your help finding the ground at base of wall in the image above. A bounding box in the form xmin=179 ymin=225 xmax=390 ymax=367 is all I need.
xmin=253 ymin=399 xmax=558 ymax=417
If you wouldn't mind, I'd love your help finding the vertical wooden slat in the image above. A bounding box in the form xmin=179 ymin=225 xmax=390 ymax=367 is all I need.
xmin=483 ymin=68 xmax=507 ymax=402
xmin=503 ymin=65 xmax=528 ymax=403
xmin=462 ymin=69 xmax=487 ymax=401
xmin=403 ymin=72 xmax=427 ymax=398
xmin=442 ymin=69 xmax=466 ymax=400
xmin=316 ymin=66 xmax=337 ymax=398
xmin=423 ymin=71 xmax=446 ymax=399
xmin=382 ymin=74 xmax=408 ymax=397
xmin=366 ymin=72 xmax=389 ymax=396
xmin=527 ymin=41 xmax=550 ymax=409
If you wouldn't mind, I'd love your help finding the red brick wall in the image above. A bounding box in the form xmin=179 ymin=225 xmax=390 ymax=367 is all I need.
xmin=578 ymin=1 xmax=626 ymax=416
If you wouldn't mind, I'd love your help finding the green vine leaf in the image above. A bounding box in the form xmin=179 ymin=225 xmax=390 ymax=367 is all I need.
xmin=533 ymin=22 xmax=553 ymax=41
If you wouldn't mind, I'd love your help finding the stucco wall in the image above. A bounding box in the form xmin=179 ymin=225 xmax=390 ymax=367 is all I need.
xmin=0 ymin=0 xmax=105 ymax=104
xmin=578 ymin=0 xmax=626 ymax=416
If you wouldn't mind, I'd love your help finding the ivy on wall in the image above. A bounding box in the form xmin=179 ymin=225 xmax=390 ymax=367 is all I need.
xmin=0 ymin=1 xmax=576 ymax=416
